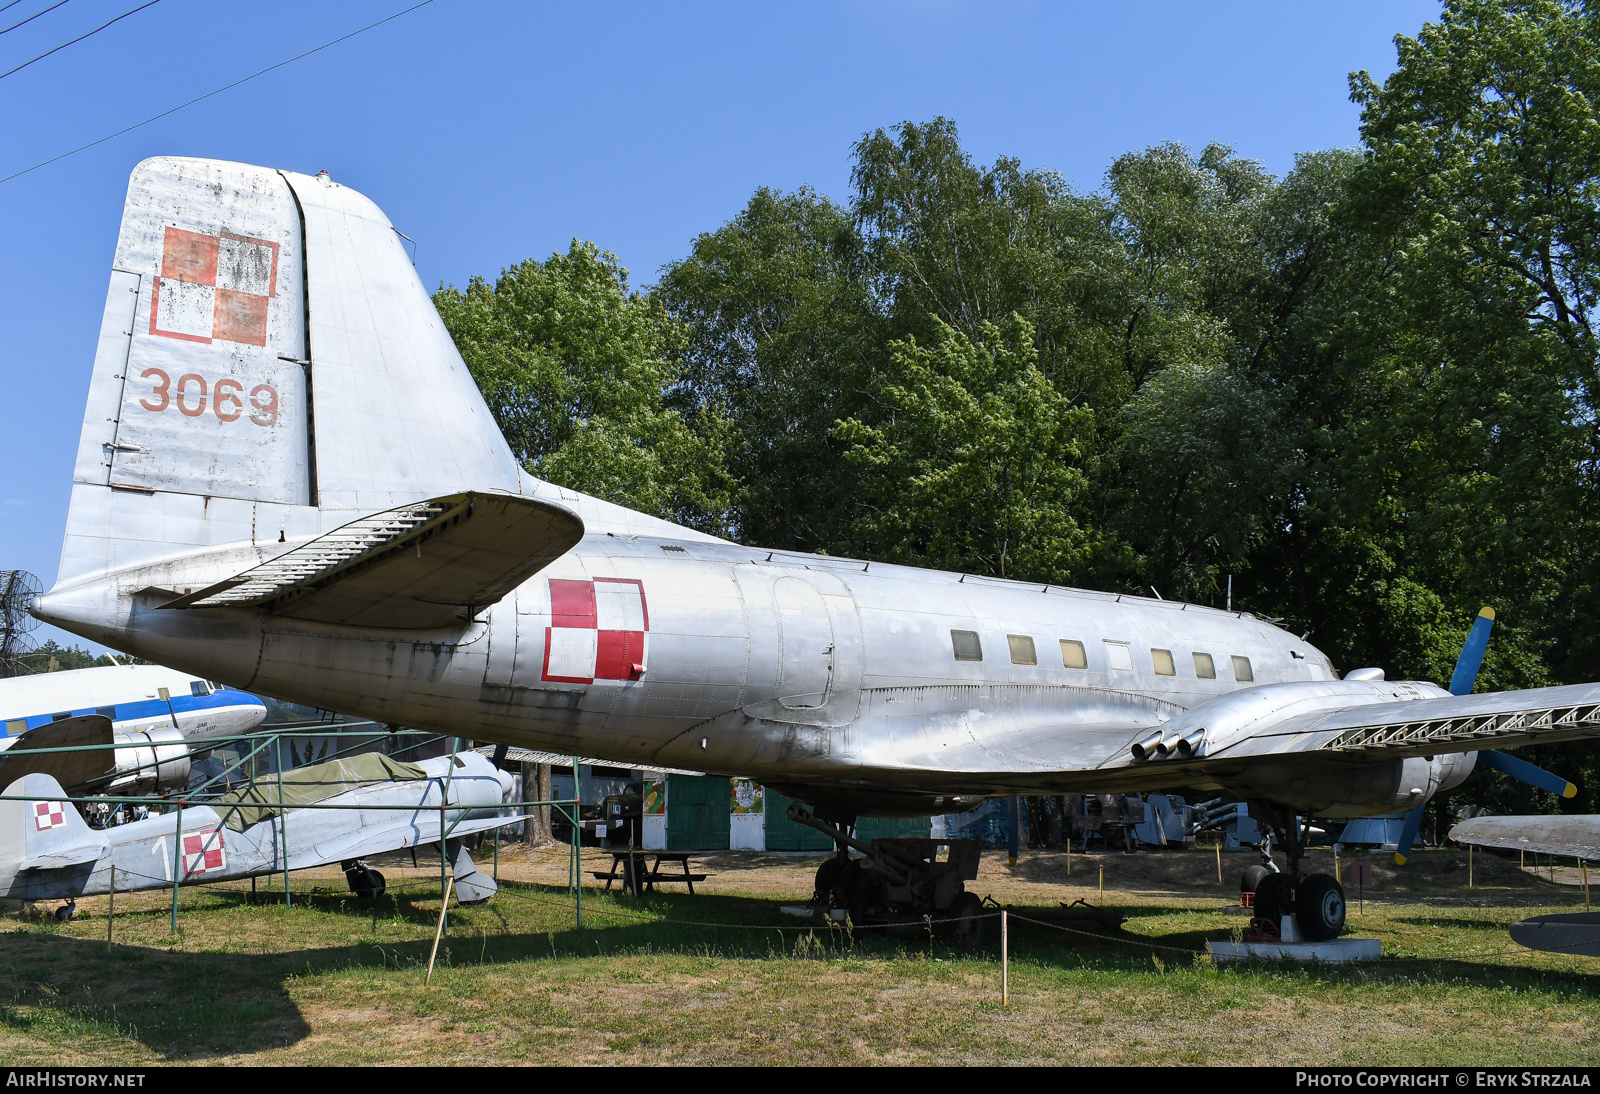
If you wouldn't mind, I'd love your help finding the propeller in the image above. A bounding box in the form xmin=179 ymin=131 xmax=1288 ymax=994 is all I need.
xmin=1477 ymin=748 xmax=1577 ymax=800
xmin=1393 ymin=606 xmax=1575 ymax=863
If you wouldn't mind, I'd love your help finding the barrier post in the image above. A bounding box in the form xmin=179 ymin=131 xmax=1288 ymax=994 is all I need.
xmin=1000 ymin=909 xmax=1009 ymax=1007
xmin=425 ymin=873 xmax=455 ymax=986
xmin=106 ymin=868 xmax=114 ymax=952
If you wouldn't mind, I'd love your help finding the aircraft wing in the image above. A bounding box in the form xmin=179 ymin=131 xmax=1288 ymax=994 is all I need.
xmin=0 ymin=715 xmax=115 ymax=795
xmin=1449 ymin=814 xmax=1600 ymax=861
xmin=291 ymin=812 xmax=522 ymax=869
xmin=163 ymin=491 xmax=583 ymax=629
xmin=1179 ymin=681 xmax=1600 ymax=768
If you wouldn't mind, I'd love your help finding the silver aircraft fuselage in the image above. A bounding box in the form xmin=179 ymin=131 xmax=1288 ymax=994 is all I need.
xmin=53 ymin=530 xmax=1338 ymax=815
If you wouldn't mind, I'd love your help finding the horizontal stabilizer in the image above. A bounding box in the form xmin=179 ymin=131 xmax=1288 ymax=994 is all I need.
xmin=1509 ymin=913 xmax=1600 ymax=956
xmin=164 ymin=492 xmax=583 ymax=629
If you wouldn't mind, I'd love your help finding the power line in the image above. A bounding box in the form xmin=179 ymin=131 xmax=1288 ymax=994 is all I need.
xmin=0 ymin=0 xmax=437 ymax=187
xmin=1 ymin=0 xmax=71 ymax=34
xmin=0 ymin=0 xmax=155 ymax=80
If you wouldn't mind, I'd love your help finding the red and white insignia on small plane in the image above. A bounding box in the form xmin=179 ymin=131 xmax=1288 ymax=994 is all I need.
xmin=542 ymin=578 xmax=649 ymax=684
xmin=182 ymin=828 xmax=226 ymax=875
xmin=150 ymin=226 xmax=280 ymax=347
xmin=33 ymin=801 xmax=66 ymax=831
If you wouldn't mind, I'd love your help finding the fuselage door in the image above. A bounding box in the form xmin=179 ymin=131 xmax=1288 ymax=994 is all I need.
xmin=775 ymin=577 xmax=833 ymax=709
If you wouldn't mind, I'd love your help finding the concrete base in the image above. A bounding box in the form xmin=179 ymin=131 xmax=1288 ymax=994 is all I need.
xmin=1209 ymin=937 xmax=1382 ymax=963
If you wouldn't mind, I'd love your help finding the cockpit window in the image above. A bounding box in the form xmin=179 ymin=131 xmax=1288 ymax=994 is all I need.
xmin=190 ymin=680 xmax=211 ymax=697
xmin=1151 ymin=648 xmax=1175 ymax=676
xmin=1231 ymin=655 xmax=1254 ymax=682
xmin=1060 ymin=639 xmax=1087 ymax=669
xmin=1193 ymin=652 xmax=1216 ymax=679
xmin=951 ymin=630 xmax=983 ymax=662
xmin=1007 ymin=635 xmax=1037 ymax=665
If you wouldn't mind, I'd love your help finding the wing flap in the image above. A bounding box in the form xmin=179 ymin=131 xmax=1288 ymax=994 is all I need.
xmin=164 ymin=491 xmax=583 ymax=629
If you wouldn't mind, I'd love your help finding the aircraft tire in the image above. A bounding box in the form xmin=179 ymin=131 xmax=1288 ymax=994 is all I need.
xmin=1295 ymin=874 xmax=1345 ymax=941
xmin=1240 ymin=864 xmax=1273 ymax=895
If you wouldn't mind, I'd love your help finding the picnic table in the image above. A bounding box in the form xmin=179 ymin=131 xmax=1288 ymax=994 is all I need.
xmin=593 ymin=850 xmax=709 ymax=895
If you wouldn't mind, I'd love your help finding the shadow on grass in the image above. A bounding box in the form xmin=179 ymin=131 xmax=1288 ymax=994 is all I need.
xmin=9 ymin=882 xmax=1600 ymax=1060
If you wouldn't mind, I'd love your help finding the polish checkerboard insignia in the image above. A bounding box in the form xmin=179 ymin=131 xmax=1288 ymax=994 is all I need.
xmin=33 ymin=801 xmax=66 ymax=831
xmin=151 ymin=226 xmax=280 ymax=346
xmin=542 ymin=578 xmax=649 ymax=684
xmin=182 ymin=828 xmax=226 ymax=875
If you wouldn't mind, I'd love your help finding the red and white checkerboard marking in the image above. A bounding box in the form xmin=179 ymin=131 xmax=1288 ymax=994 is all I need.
xmin=33 ymin=801 xmax=66 ymax=831
xmin=150 ymin=226 xmax=279 ymax=347
xmin=182 ymin=828 xmax=226 ymax=876
xmin=542 ymin=578 xmax=649 ymax=684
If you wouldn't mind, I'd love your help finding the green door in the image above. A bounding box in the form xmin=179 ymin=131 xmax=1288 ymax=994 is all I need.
xmin=858 ymin=816 xmax=932 ymax=841
xmin=666 ymin=775 xmax=731 ymax=850
xmin=763 ymin=791 xmax=835 ymax=851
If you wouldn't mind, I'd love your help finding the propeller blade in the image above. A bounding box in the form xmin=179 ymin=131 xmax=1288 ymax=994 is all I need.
xmin=1393 ymin=805 xmax=1427 ymax=866
xmin=1477 ymin=749 xmax=1577 ymax=799
xmin=1448 ymin=607 xmax=1496 ymax=696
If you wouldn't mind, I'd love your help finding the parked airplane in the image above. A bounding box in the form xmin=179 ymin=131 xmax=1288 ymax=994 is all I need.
xmin=0 ymin=751 xmax=515 ymax=905
xmin=32 ymin=156 xmax=1600 ymax=942
xmin=0 ymin=663 xmax=266 ymax=746
xmin=0 ymin=663 xmax=268 ymax=803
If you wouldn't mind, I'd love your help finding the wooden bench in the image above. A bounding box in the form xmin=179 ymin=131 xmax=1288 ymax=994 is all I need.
xmin=593 ymin=851 xmax=709 ymax=895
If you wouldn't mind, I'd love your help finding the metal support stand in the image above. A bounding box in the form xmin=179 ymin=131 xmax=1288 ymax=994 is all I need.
xmin=275 ymin=736 xmax=290 ymax=906
xmin=170 ymin=802 xmax=183 ymax=932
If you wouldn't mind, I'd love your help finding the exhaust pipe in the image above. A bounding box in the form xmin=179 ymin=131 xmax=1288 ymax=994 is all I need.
xmin=1130 ymin=732 xmax=1164 ymax=761
xmin=1171 ymin=729 xmax=1207 ymax=760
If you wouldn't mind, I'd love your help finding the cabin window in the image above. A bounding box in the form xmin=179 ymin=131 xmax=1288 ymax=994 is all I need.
xmin=1231 ymin=655 xmax=1254 ymax=682
xmin=190 ymin=680 xmax=211 ymax=697
xmin=1193 ymin=652 xmax=1216 ymax=679
xmin=95 ymin=706 xmax=116 ymax=719
xmin=1105 ymin=642 xmax=1133 ymax=671
xmin=1151 ymin=648 xmax=1175 ymax=676
xmin=50 ymin=711 xmax=71 ymax=722
xmin=4 ymin=719 xmax=25 ymax=736
xmin=951 ymin=630 xmax=983 ymax=661
xmin=1060 ymin=639 xmax=1087 ymax=669
xmin=1007 ymin=635 xmax=1037 ymax=665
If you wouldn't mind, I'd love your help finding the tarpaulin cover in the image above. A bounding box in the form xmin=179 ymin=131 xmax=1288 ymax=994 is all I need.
xmin=215 ymin=751 xmax=427 ymax=831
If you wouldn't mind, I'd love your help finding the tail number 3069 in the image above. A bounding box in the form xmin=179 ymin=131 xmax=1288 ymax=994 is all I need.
xmin=137 ymin=368 xmax=278 ymax=426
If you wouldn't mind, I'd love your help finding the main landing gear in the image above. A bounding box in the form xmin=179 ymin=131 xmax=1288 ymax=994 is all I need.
xmin=1238 ymin=807 xmax=1346 ymax=942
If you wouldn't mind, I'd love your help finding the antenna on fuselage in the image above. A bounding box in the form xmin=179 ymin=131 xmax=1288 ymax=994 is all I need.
xmin=1226 ymin=575 xmax=1233 ymax=612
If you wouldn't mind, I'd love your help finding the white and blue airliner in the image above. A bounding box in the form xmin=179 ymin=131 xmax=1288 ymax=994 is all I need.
xmin=0 ymin=664 xmax=267 ymax=748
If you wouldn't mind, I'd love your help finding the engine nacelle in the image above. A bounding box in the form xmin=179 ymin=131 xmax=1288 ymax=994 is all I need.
xmin=1218 ymin=751 xmax=1477 ymax=817
xmin=106 ymin=726 xmax=191 ymax=795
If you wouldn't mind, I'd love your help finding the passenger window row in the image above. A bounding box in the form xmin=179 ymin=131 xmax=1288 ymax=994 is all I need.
xmin=950 ymin=629 xmax=1252 ymax=681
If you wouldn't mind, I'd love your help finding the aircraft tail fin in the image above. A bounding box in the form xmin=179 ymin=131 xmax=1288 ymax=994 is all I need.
xmin=55 ymin=157 xmax=524 ymax=591
xmin=0 ymin=773 xmax=109 ymax=872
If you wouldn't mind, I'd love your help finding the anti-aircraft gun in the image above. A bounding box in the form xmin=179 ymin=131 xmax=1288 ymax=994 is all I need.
xmin=786 ymin=803 xmax=985 ymax=948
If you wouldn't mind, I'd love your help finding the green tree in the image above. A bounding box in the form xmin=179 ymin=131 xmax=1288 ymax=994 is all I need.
xmin=834 ymin=315 xmax=1093 ymax=580
xmin=434 ymin=241 xmax=731 ymax=532
xmin=655 ymin=188 xmax=878 ymax=548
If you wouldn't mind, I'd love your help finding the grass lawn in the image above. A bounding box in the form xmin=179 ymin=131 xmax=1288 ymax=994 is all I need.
xmin=2 ymin=843 xmax=1597 ymax=1065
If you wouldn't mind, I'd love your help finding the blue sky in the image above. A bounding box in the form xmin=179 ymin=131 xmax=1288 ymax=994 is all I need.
xmin=0 ymin=0 xmax=1438 ymax=654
